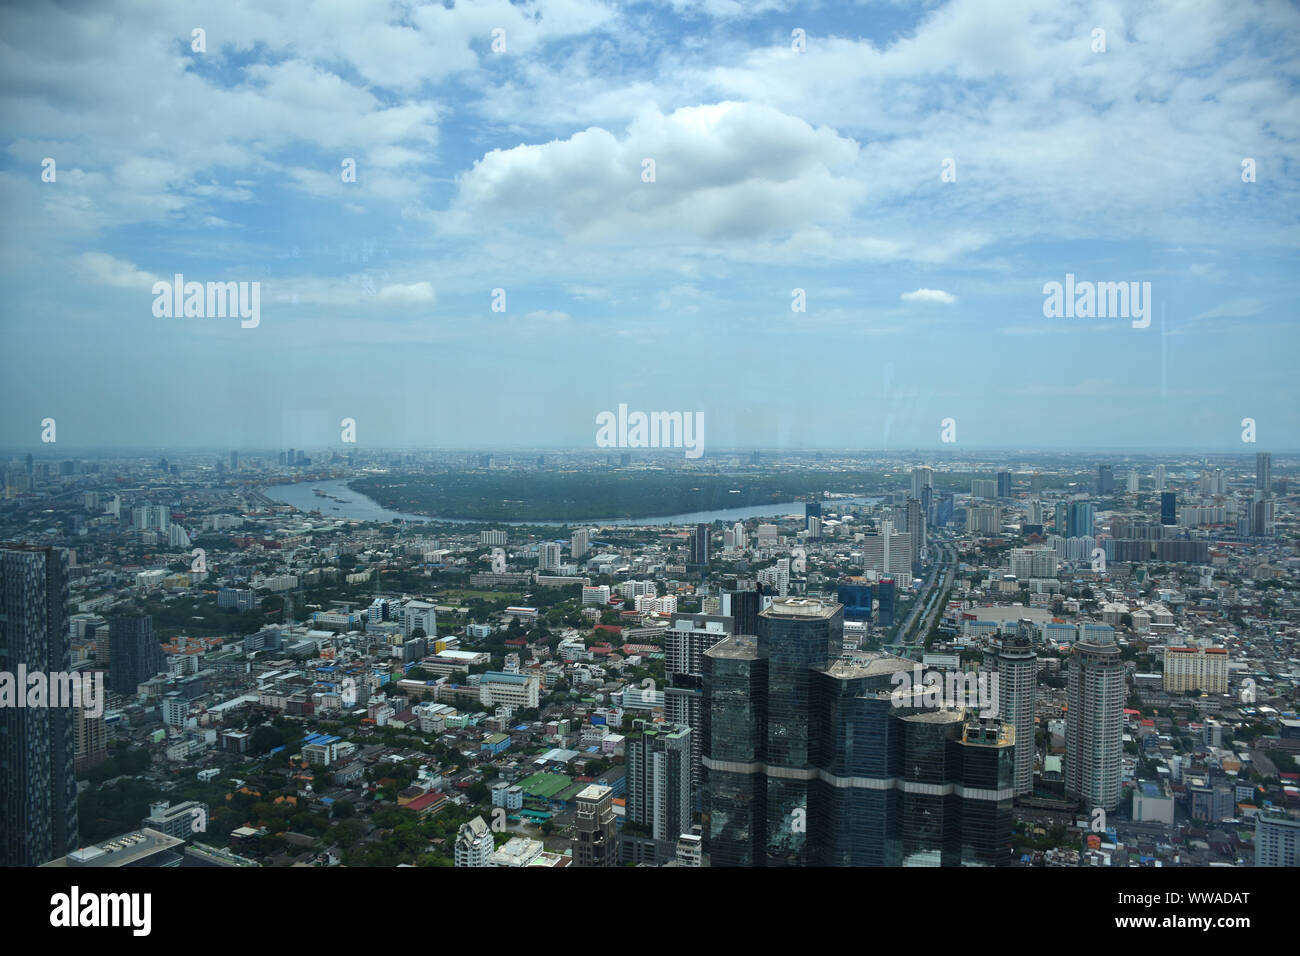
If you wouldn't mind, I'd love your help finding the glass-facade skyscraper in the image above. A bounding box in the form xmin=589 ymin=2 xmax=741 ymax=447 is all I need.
xmin=689 ymin=523 xmax=710 ymax=566
xmin=108 ymin=613 xmax=164 ymax=696
xmin=1160 ymin=491 xmax=1177 ymax=526
xmin=0 ymin=546 xmax=79 ymax=867
xmin=876 ymin=579 xmax=896 ymax=627
xmin=761 ymin=598 xmax=842 ymax=865
xmin=702 ymin=634 xmax=767 ymax=867
xmin=1256 ymin=452 xmax=1272 ymax=495
xmin=725 ymin=586 xmax=761 ymax=638
xmin=1097 ymin=464 xmax=1115 ymax=495
xmin=1067 ymin=501 xmax=1095 ymax=539
xmin=837 ymin=583 xmax=873 ymax=621
xmin=702 ymin=599 xmax=1015 ymax=867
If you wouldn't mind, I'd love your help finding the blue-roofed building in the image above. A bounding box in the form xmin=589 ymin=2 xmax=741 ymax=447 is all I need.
xmin=303 ymin=732 xmax=341 ymax=766
xmin=1042 ymin=622 xmax=1077 ymax=645
xmin=1080 ymin=623 xmax=1116 ymax=644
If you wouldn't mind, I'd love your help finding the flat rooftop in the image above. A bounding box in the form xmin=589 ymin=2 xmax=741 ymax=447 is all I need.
xmin=961 ymin=606 xmax=1057 ymax=624
xmin=762 ymin=598 xmax=842 ymax=620
xmin=704 ymin=635 xmax=761 ymax=660
xmin=43 ymin=828 xmax=184 ymax=868
xmin=822 ymin=650 xmax=913 ymax=679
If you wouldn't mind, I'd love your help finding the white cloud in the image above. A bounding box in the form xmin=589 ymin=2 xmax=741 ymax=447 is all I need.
xmin=442 ymin=101 xmax=864 ymax=242
xmin=77 ymin=252 xmax=158 ymax=289
xmin=901 ymin=288 xmax=956 ymax=305
xmin=376 ymin=282 xmax=437 ymax=305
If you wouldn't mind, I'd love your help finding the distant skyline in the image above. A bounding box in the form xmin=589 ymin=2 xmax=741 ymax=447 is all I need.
xmin=6 ymin=443 xmax=1297 ymax=458
xmin=2 ymin=1 xmax=1298 ymax=450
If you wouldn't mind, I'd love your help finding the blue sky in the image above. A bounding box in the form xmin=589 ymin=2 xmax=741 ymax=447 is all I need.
xmin=1 ymin=0 xmax=1297 ymax=452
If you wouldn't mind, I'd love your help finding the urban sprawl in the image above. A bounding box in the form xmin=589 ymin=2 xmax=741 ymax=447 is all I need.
xmin=2 ymin=449 xmax=1297 ymax=869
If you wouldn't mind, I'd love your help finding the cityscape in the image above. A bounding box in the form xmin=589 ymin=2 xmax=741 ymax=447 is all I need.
xmin=2 ymin=448 xmax=1296 ymax=873
xmin=0 ymin=0 xmax=1295 ymax=930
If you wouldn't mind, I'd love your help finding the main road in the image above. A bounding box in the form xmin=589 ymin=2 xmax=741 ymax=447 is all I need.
xmin=897 ymin=540 xmax=957 ymax=647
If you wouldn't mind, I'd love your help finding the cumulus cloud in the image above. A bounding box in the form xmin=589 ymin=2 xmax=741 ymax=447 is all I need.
xmin=442 ymin=101 xmax=864 ymax=241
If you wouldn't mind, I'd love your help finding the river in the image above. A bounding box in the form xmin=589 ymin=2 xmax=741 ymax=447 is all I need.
xmin=263 ymin=478 xmax=881 ymax=527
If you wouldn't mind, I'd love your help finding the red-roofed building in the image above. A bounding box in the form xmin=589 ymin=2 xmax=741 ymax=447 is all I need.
xmin=405 ymin=791 xmax=448 ymax=818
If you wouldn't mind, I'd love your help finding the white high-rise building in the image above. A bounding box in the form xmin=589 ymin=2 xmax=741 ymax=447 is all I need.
xmin=1162 ymin=645 xmax=1229 ymax=694
xmin=1127 ymin=470 xmax=1140 ymax=494
xmin=732 ymin=522 xmax=747 ymax=550
xmin=966 ymin=505 xmax=1001 ymax=534
xmin=757 ymin=559 xmax=790 ymax=596
xmin=1154 ymin=464 xmax=1167 ymax=491
xmin=571 ymin=529 xmax=590 ymax=560
xmin=998 ymin=634 xmax=1037 ymax=796
xmin=1009 ymin=547 xmax=1057 ymax=579
xmin=582 ymin=585 xmax=611 ymax=605
xmin=1065 ymin=630 xmax=1124 ymax=811
xmin=635 ymin=593 xmax=678 ymax=614
xmin=455 ymin=816 xmax=494 ymax=867
xmin=403 ymin=600 xmax=437 ymax=639
xmin=151 ymin=505 xmax=170 ymax=532
xmin=538 ymin=542 xmax=562 ymax=572
xmin=479 ymin=671 xmax=540 ymax=709
xmin=619 ymin=579 xmax=656 ymax=599
xmin=861 ymin=524 xmax=912 ymax=576
xmin=1256 ymin=814 xmax=1300 ymax=867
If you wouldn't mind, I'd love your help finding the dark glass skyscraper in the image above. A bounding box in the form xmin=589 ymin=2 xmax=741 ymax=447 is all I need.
xmin=935 ymin=493 xmax=954 ymax=528
xmin=108 ymin=613 xmax=164 ymax=696
xmin=837 ymin=583 xmax=873 ymax=621
xmin=997 ymin=470 xmax=1012 ymax=498
xmin=702 ymin=626 xmax=1015 ymax=867
xmin=726 ymin=586 xmax=760 ymax=637
xmin=804 ymin=499 xmax=821 ymax=530
xmin=1097 ymin=464 xmax=1114 ymax=495
xmin=1256 ymin=452 xmax=1272 ymax=495
xmin=759 ymin=598 xmax=843 ymax=865
xmin=1067 ymin=501 xmax=1095 ymax=538
xmin=702 ymin=634 xmax=767 ymax=866
xmin=1160 ymin=491 xmax=1177 ymax=526
xmin=876 ymin=579 xmax=896 ymax=627
xmin=689 ymin=522 xmax=710 ymax=566
xmin=0 ymin=546 xmax=79 ymax=866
